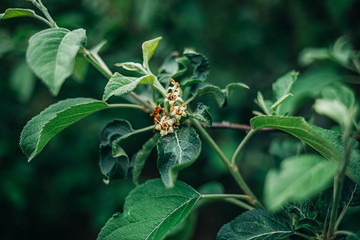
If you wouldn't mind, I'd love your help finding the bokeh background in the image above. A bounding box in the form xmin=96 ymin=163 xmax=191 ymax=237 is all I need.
xmin=1 ymin=0 xmax=360 ymax=239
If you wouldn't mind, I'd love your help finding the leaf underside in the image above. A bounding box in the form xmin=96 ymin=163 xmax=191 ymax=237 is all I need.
xmin=26 ymin=28 xmax=86 ymax=95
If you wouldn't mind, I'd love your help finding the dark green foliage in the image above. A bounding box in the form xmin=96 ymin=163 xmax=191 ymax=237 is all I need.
xmin=189 ymin=102 xmax=213 ymax=127
xmin=99 ymin=120 xmax=134 ymax=182
xmin=157 ymin=127 xmax=201 ymax=188
xmin=217 ymin=209 xmax=294 ymax=240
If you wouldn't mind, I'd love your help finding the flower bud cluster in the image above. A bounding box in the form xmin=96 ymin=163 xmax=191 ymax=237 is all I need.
xmin=151 ymin=79 xmax=187 ymax=136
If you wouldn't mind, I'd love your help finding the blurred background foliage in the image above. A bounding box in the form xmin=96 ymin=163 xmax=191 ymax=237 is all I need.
xmin=0 ymin=0 xmax=360 ymax=239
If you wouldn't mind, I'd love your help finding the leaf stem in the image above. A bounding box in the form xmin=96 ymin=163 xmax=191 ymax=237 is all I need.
xmin=80 ymin=48 xmax=153 ymax=110
xmin=30 ymin=0 xmax=58 ymax=28
xmin=294 ymin=232 xmax=315 ymax=240
xmin=326 ymin=137 xmax=354 ymax=238
xmin=154 ymin=79 xmax=168 ymax=98
xmin=191 ymin=119 xmax=264 ymax=208
xmin=107 ymin=103 xmax=148 ymax=111
xmin=334 ymin=184 xmax=357 ymax=231
xmin=231 ymin=129 xmax=256 ymax=166
xmin=201 ymin=194 xmax=251 ymax=201
xmin=131 ymin=125 xmax=155 ymax=135
xmin=224 ymin=198 xmax=255 ymax=211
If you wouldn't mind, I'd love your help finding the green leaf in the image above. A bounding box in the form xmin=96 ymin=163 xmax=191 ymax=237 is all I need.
xmin=313 ymin=126 xmax=360 ymax=186
xmin=99 ymin=120 xmax=134 ymax=182
xmin=321 ymin=82 xmax=355 ymax=109
xmin=314 ymin=99 xmax=349 ymax=127
xmin=270 ymin=93 xmax=293 ymax=111
xmin=250 ymin=116 xmax=342 ymax=163
xmin=0 ymin=8 xmax=37 ymax=20
xmin=20 ymin=98 xmax=108 ymax=161
xmin=142 ymin=36 xmax=162 ymax=70
xmin=97 ymin=179 xmax=201 ymax=240
xmin=26 ymin=28 xmax=87 ymax=95
xmin=165 ymin=212 xmax=197 ymax=240
xmin=298 ymin=47 xmax=329 ymax=66
xmin=157 ymin=127 xmax=201 ymax=188
xmin=264 ymin=155 xmax=337 ymax=211
xmin=272 ymin=70 xmax=299 ymax=100
xmin=115 ymin=62 xmax=148 ymax=75
xmin=103 ymin=73 xmax=155 ymax=101
xmin=132 ymin=133 xmax=160 ymax=185
xmin=188 ymin=102 xmax=212 ymax=127
xmin=184 ymin=49 xmax=209 ymax=82
xmin=225 ymin=82 xmax=249 ymax=100
xmin=189 ymin=85 xmax=225 ymax=107
xmin=254 ymin=91 xmax=271 ymax=115
xmin=331 ymin=36 xmax=353 ymax=65
xmin=10 ymin=61 xmax=35 ymax=103
xmin=251 ymin=115 xmax=360 ymax=185
xmin=158 ymin=55 xmax=188 ymax=80
xmin=217 ymin=209 xmax=294 ymax=240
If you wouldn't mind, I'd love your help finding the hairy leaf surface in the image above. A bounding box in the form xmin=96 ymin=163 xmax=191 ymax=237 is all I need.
xmin=103 ymin=73 xmax=155 ymax=101
xmin=190 ymin=85 xmax=225 ymax=107
xmin=26 ymin=28 xmax=86 ymax=95
xmin=251 ymin=116 xmax=360 ymax=184
xmin=217 ymin=209 xmax=293 ymax=240
xmin=20 ymin=98 xmax=107 ymax=161
xmin=264 ymin=155 xmax=337 ymax=210
xmin=142 ymin=37 xmax=162 ymax=70
xmin=97 ymin=179 xmax=201 ymax=240
xmin=0 ymin=8 xmax=37 ymax=20
xmin=272 ymin=70 xmax=298 ymax=100
xmin=157 ymin=127 xmax=201 ymax=188
xmin=115 ymin=62 xmax=148 ymax=75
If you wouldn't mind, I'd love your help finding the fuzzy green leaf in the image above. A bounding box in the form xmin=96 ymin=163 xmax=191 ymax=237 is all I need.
xmin=103 ymin=73 xmax=155 ymax=101
xmin=225 ymin=82 xmax=249 ymax=99
xmin=26 ymin=28 xmax=86 ymax=95
xmin=264 ymin=155 xmax=337 ymax=210
xmin=132 ymin=133 xmax=160 ymax=185
xmin=20 ymin=98 xmax=108 ymax=161
xmin=189 ymin=102 xmax=212 ymax=127
xmin=97 ymin=179 xmax=201 ymax=240
xmin=313 ymin=126 xmax=360 ymax=186
xmin=217 ymin=209 xmax=294 ymax=240
xmin=157 ymin=127 xmax=201 ymax=188
xmin=158 ymin=55 xmax=188 ymax=80
xmin=250 ymin=116 xmax=360 ymax=184
xmin=142 ymin=37 xmax=162 ymax=70
xmin=115 ymin=62 xmax=148 ymax=75
xmin=250 ymin=116 xmax=342 ymax=163
xmin=272 ymin=70 xmax=298 ymax=100
xmin=0 ymin=8 xmax=36 ymax=20
xmin=189 ymin=85 xmax=225 ymax=107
